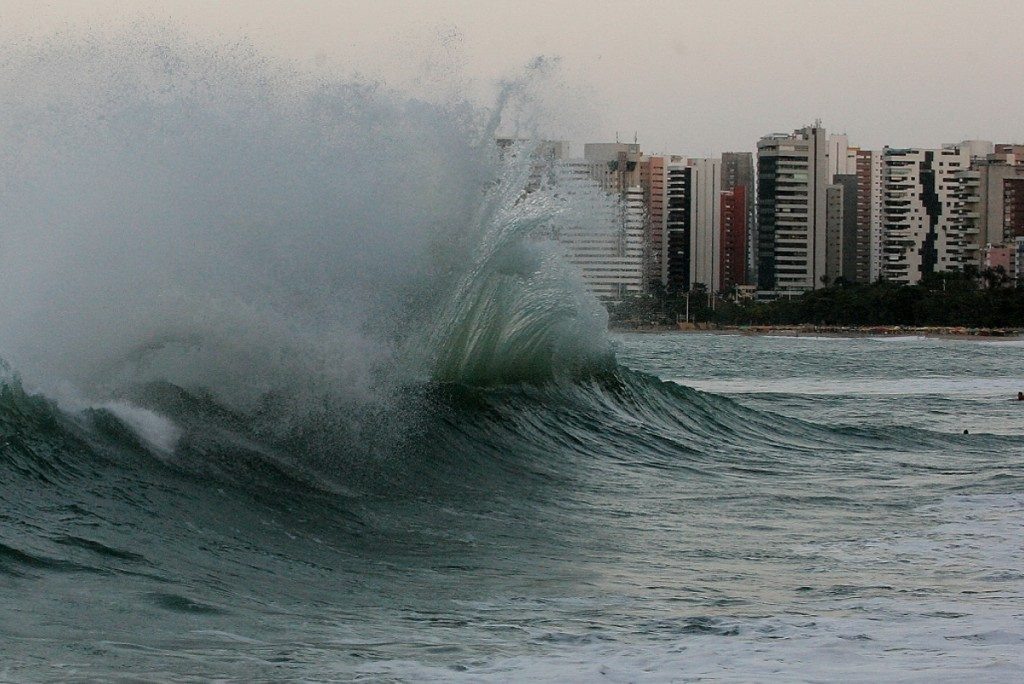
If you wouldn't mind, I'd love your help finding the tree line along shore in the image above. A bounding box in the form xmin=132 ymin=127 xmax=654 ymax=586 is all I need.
xmin=608 ymin=272 xmax=1024 ymax=334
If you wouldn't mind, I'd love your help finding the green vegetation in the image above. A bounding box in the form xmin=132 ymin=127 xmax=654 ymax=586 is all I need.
xmin=609 ymin=268 xmax=1024 ymax=329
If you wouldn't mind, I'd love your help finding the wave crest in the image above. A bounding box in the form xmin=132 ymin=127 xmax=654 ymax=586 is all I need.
xmin=427 ymin=145 xmax=613 ymax=385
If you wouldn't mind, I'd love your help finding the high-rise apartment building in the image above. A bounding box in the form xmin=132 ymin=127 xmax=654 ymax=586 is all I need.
xmin=619 ymin=185 xmax=647 ymax=294
xmin=824 ymin=136 xmax=881 ymax=284
xmin=663 ymin=158 xmax=725 ymax=292
xmin=825 ymin=183 xmax=845 ymax=285
xmin=688 ymin=158 xmax=722 ymax=290
xmin=498 ymin=139 xmax=646 ymax=301
xmin=665 ymin=163 xmax=693 ymax=292
xmin=721 ymin=152 xmax=756 ymax=284
xmin=720 ymin=186 xmax=747 ymax=291
xmin=824 ymin=177 xmax=858 ymax=285
xmin=640 ymin=156 xmax=667 ymax=288
xmin=550 ymin=157 xmax=645 ymax=300
xmin=881 ymin=147 xmax=969 ymax=284
xmin=545 ymin=142 xmax=647 ymax=299
xmin=854 ymin=150 xmax=884 ymax=282
xmin=960 ymin=152 xmax=1024 ymax=267
xmin=835 ymin=174 xmax=859 ymax=282
xmin=756 ymin=124 xmax=829 ymax=293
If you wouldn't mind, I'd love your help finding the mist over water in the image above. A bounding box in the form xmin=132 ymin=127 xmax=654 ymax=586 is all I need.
xmin=0 ymin=33 xmax=605 ymax=412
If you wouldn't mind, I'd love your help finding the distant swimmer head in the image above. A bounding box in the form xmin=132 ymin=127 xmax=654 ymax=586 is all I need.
xmin=1018 ymin=392 xmax=1023 ymax=401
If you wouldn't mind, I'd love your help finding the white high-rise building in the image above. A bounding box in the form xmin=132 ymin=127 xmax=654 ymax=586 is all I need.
xmin=757 ymin=124 xmax=829 ymax=293
xmin=547 ymin=156 xmax=645 ymax=300
xmin=881 ymin=147 xmax=969 ymax=284
xmin=496 ymin=139 xmax=645 ymax=301
xmin=688 ymin=158 xmax=722 ymax=290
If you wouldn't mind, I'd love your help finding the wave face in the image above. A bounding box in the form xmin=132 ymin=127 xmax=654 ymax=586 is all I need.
xmin=3 ymin=35 xmax=1024 ymax=683
xmin=4 ymin=334 xmax=1024 ymax=681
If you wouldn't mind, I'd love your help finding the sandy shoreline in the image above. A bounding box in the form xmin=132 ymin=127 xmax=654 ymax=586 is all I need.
xmin=610 ymin=324 xmax=1023 ymax=340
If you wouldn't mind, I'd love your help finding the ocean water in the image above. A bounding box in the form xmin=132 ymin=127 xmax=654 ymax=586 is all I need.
xmin=2 ymin=34 xmax=1024 ymax=683
xmin=3 ymin=333 xmax=1023 ymax=682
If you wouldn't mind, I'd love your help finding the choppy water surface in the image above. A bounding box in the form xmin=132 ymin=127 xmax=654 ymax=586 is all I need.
xmin=2 ymin=333 xmax=1022 ymax=682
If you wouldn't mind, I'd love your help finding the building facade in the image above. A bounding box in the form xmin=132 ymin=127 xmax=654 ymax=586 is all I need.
xmin=823 ymin=175 xmax=859 ymax=284
xmin=825 ymin=183 xmax=844 ymax=285
xmin=1007 ymin=175 xmax=1024 ymax=241
xmin=982 ymin=243 xmax=1014 ymax=279
xmin=757 ymin=124 xmax=829 ymax=293
xmin=720 ymin=186 xmax=747 ymax=291
xmin=583 ymin=142 xmax=642 ymax=191
xmin=1016 ymin=237 xmax=1024 ymax=282
xmin=826 ymin=133 xmax=857 ymax=179
xmin=992 ymin=144 xmax=1024 ymax=165
xmin=854 ymin=149 xmax=884 ymax=282
xmin=881 ymin=147 xmax=969 ymax=284
xmin=721 ymin=152 xmax=756 ymax=284
xmin=665 ymin=163 xmax=693 ymax=292
xmin=640 ymin=156 xmax=667 ymax=288
xmin=550 ymin=158 xmax=645 ymax=300
xmin=835 ymin=173 xmax=859 ymax=282
xmin=688 ymin=158 xmax=722 ymax=290
xmin=501 ymin=139 xmax=646 ymax=302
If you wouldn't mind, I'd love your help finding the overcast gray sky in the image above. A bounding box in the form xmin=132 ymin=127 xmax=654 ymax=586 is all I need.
xmin=4 ymin=1 xmax=1022 ymax=156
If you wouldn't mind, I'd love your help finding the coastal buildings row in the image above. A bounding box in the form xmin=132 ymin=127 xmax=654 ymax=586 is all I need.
xmin=500 ymin=130 xmax=1024 ymax=302
xmin=757 ymin=132 xmax=1024 ymax=295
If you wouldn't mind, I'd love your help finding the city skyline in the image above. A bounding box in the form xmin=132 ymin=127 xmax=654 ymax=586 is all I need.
xmin=526 ymin=130 xmax=1023 ymax=301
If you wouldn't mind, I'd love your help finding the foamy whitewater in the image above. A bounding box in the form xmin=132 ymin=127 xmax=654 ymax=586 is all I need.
xmin=2 ymin=36 xmax=1023 ymax=683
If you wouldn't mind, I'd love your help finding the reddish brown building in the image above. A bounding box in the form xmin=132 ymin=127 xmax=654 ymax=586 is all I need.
xmin=854 ymin=150 xmax=875 ymax=283
xmin=719 ymin=186 xmax=747 ymax=291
